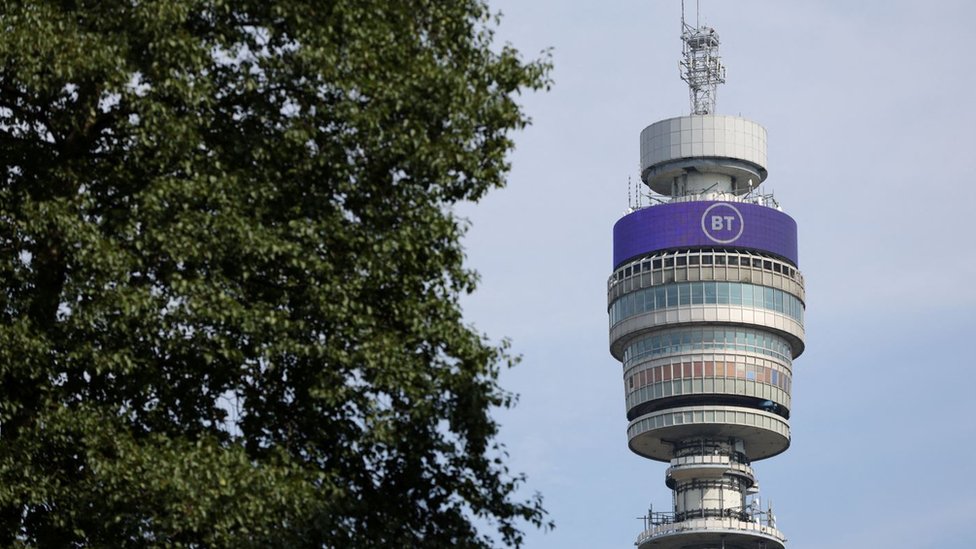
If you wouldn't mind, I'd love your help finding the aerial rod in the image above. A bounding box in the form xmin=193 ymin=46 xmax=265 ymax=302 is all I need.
xmin=679 ymin=0 xmax=701 ymax=31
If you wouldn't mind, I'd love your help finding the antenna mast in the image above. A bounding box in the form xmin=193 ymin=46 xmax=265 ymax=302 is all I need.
xmin=680 ymin=0 xmax=726 ymax=114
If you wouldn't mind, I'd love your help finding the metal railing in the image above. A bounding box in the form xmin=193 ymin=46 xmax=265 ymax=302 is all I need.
xmin=631 ymin=190 xmax=780 ymax=211
xmin=635 ymin=515 xmax=786 ymax=546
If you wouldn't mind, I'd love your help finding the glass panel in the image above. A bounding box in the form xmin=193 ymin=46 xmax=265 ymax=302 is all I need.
xmin=703 ymin=283 xmax=716 ymax=304
xmin=666 ymin=285 xmax=678 ymax=307
xmin=742 ymin=284 xmax=754 ymax=307
xmin=692 ymin=283 xmax=704 ymax=304
xmin=679 ymin=283 xmax=691 ymax=306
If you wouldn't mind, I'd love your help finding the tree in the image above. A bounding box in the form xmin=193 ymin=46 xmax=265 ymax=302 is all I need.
xmin=0 ymin=0 xmax=550 ymax=546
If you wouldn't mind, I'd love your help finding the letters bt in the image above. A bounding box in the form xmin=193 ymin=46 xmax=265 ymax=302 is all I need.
xmin=711 ymin=215 xmax=736 ymax=232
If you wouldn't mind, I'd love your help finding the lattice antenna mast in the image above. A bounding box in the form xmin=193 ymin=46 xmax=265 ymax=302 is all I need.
xmin=680 ymin=0 xmax=726 ymax=114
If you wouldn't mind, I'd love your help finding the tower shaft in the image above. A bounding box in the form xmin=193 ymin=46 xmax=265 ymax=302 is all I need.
xmin=607 ymin=10 xmax=805 ymax=549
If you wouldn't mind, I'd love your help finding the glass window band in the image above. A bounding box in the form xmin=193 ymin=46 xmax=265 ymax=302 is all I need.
xmin=622 ymin=327 xmax=793 ymax=366
xmin=609 ymin=281 xmax=804 ymax=326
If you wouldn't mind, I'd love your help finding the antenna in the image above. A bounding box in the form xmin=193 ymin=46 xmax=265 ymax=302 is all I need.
xmin=635 ymin=171 xmax=643 ymax=208
xmin=680 ymin=0 xmax=726 ymax=114
xmin=627 ymin=175 xmax=633 ymax=211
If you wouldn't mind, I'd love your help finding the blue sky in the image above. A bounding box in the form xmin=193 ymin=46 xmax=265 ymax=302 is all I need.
xmin=459 ymin=1 xmax=976 ymax=547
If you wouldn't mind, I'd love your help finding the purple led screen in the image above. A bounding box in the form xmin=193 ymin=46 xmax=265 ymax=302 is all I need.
xmin=613 ymin=201 xmax=798 ymax=268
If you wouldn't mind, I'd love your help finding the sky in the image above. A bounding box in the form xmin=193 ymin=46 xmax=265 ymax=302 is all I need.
xmin=458 ymin=1 xmax=976 ymax=548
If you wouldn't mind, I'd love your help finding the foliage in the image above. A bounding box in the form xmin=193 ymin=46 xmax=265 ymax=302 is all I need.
xmin=0 ymin=0 xmax=550 ymax=546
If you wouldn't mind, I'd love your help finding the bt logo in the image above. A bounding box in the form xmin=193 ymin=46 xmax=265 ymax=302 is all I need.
xmin=701 ymin=203 xmax=745 ymax=244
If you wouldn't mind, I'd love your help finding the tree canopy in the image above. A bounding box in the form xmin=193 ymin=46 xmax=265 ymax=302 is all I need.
xmin=0 ymin=0 xmax=550 ymax=546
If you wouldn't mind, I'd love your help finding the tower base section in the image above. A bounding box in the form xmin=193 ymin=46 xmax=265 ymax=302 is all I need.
xmin=636 ymin=517 xmax=785 ymax=549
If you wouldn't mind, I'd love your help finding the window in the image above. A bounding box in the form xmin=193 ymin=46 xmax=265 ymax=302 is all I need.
xmin=703 ymin=283 xmax=716 ymax=304
xmin=623 ymin=327 xmax=793 ymax=367
xmin=741 ymin=284 xmax=754 ymax=307
xmin=717 ymin=282 xmax=729 ymax=304
xmin=666 ymin=285 xmax=678 ymax=307
xmin=689 ymin=255 xmax=700 ymax=265
xmin=677 ymin=256 xmax=687 ymax=267
xmin=610 ymin=282 xmax=803 ymax=326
